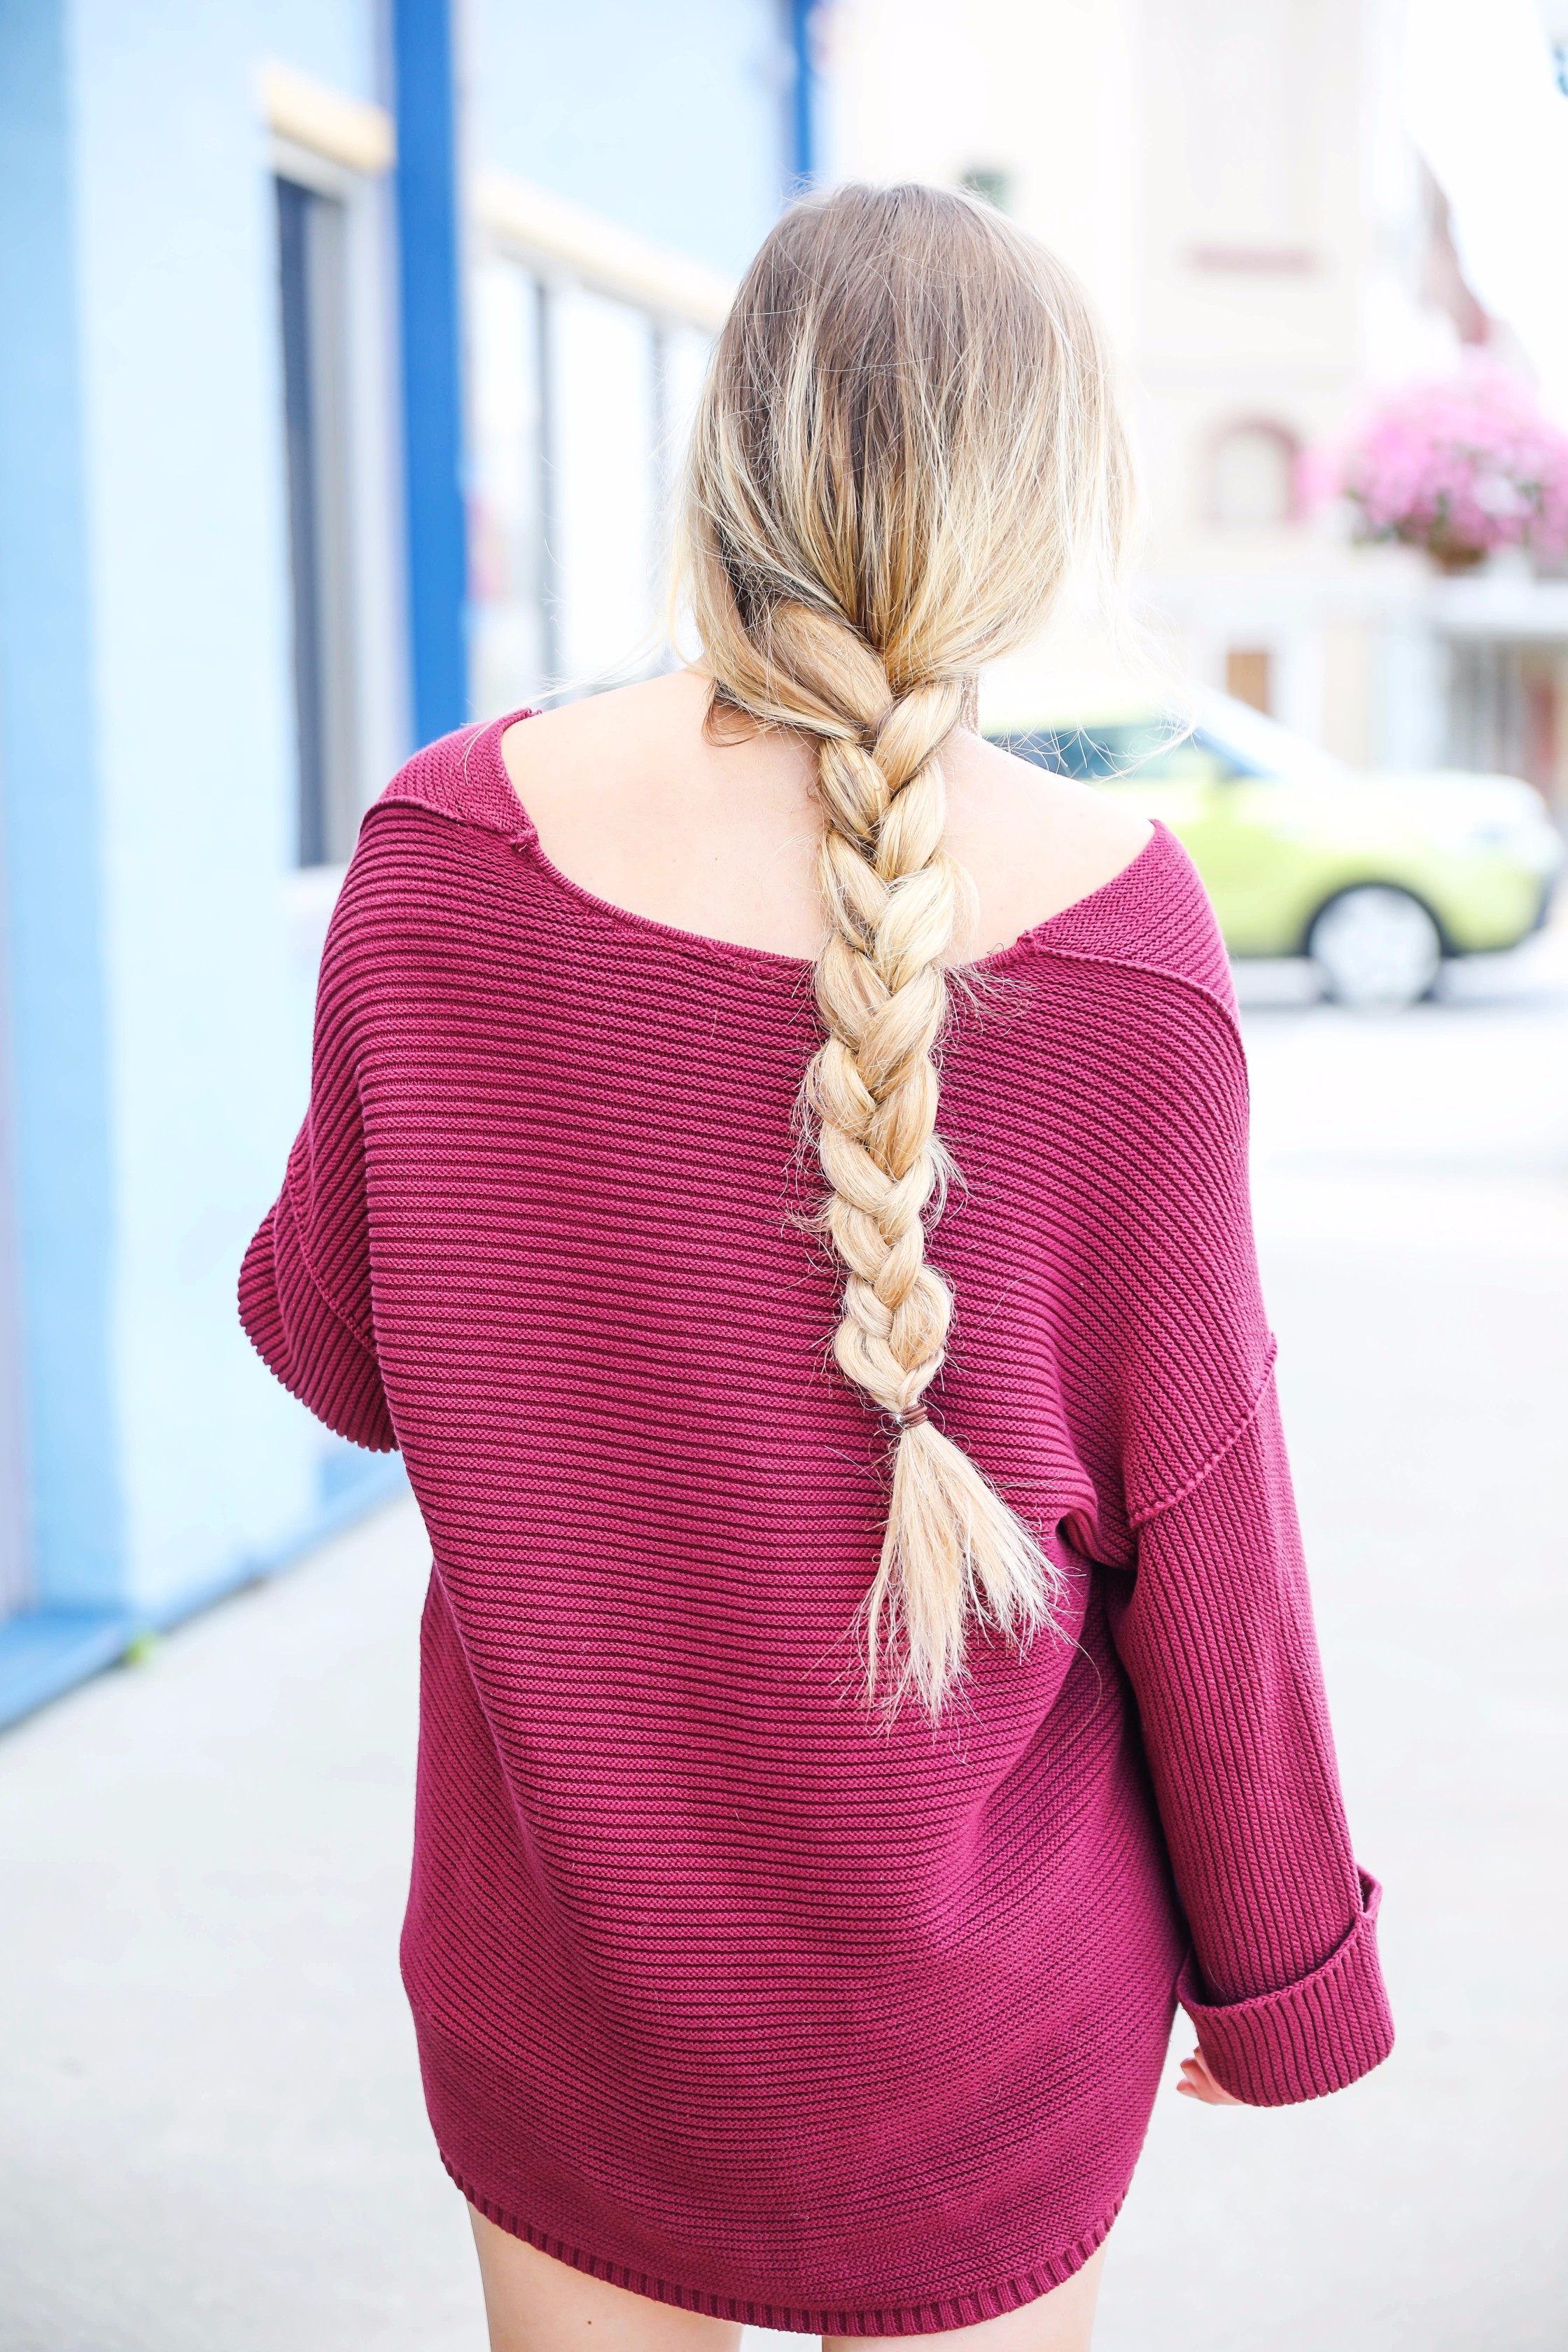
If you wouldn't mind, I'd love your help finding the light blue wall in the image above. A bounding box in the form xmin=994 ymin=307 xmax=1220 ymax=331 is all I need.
xmin=470 ymin=0 xmax=785 ymax=279
xmin=0 ymin=0 xmax=786 ymax=1663
xmin=0 ymin=0 xmax=385 ymax=1625
xmin=0 ymin=0 xmax=120 ymax=1606
xmin=69 ymin=0 xmax=385 ymax=1609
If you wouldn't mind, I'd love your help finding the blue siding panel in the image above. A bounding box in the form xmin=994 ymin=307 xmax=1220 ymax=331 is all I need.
xmin=787 ymin=0 xmax=818 ymax=187
xmin=0 ymin=1456 xmax=407 ymax=1735
xmin=0 ymin=1607 xmax=132 ymax=1733
xmin=393 ymin=0 xmax=469 ymax=745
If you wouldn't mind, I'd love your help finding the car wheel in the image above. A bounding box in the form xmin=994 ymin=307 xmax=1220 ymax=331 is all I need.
xmin=1307 ymin=886 xmax=1444 ymax=1011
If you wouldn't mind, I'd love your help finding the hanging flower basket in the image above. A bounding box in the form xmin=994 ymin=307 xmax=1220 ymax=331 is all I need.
xmin=1316 ymin=365 xmax=1568 ymax=574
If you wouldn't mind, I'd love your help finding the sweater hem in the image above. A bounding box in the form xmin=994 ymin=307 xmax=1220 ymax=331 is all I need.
xmin=442 ymin=2150 xmax=1121 ymax=2337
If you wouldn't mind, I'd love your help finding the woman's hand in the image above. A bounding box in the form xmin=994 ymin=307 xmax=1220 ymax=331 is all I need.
xmin=1176 ymin=2045 xmax=1242 ymax=2105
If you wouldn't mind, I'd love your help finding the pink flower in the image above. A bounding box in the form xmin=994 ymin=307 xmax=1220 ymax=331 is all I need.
xmin=1313 ymin=363 xmax=1568 ymax=562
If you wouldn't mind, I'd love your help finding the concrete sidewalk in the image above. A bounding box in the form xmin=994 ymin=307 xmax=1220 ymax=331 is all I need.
xmin=3 ymin=946 xmax=1566 ymax=2351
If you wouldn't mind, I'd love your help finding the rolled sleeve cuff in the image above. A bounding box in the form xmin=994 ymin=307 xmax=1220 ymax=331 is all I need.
xmin=1177 ymin=1868 xmax=1395 ymax=2107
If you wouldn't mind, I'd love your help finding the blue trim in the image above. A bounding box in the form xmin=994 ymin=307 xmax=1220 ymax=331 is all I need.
xmin=0 ymin=1607 xmax=129 ymax=1729
xmin=786 ymin=0 xmax=818 ymax=187
xmin=0 ymin=1454 xmax=408 ymax=1733
xmin=0 ymin=0 xmax=122 ymax=1608
xmin=391 ymin=0 xmax=468 ymax=746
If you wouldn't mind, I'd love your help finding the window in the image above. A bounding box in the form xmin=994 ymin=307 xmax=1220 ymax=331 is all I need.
xmin=990 ymin=724 xmax=1239 ymax=785
xmin=1225 ymin=647 xmax=1273 ymax=714
xmin=1209 ymin=421 xmax=1298 ymax=529
xmin=960 ymin=166 xmax=1012 ymax=211
xmin=1448 ymin=638 xmax=1568 ymax=807
xmin=550 ymin=288 xmax=661 ymax=685
xmin=469 ymin=249 xmax=715 ymax=715
xmin=276 ymin=175 xmax=360 ymax=866
xmin=469 ymin=261 xmax=550 ymax=713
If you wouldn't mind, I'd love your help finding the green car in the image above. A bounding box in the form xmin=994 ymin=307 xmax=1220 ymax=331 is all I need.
xmin=987 ymin=687 xmax=1563 ymax=1009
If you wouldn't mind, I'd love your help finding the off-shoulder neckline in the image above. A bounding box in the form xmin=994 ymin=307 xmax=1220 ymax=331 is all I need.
xmin=450 ymin=706 xmax=1172 ymax=979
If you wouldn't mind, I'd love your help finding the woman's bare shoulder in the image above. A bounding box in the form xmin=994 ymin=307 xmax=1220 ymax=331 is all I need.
xmin=499 ymin=672 xmax=706 ymax=804
xmin=943 ymin=729 xmax=1154 ymax=953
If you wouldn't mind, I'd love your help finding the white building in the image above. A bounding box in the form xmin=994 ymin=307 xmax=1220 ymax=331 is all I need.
xmin=821 ymin=0 xmax=1568 ymax=806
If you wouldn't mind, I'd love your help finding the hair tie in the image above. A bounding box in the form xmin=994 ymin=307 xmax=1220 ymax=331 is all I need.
xmin=888 ymin=1404 xmax=931 ymax=1434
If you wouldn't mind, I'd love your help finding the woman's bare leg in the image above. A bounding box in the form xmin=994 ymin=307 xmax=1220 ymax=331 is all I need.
xmin=822 ymin=2243 xmax=1107 ymax=2352
xmin=471 ymin=2202 xmax=1103 ymax=2352
xmin=468 ymin=2206 xmax=746 ymax=2352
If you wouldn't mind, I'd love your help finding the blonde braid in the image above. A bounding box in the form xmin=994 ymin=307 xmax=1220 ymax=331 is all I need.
xmin=678 ymin=183 xmax=1135 ymax=1716
xmin=790 ymin=615 xmax=1051 ymax=1712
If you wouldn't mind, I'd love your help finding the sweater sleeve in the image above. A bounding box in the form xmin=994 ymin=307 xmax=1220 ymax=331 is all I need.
xmin=238 ymin=852 xmax=397 ymax=1454
xmin=1112 ymin=1382 xmax=1393 ymax=2104
xmin=1097 ymin=958 xmax=1392 ymax=2106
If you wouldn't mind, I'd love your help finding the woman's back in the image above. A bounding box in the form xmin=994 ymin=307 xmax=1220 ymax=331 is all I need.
xmin=239 ymin=181 xmax=1390 ymax=2347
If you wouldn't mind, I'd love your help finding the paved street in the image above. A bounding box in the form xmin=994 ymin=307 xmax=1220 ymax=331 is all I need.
xmin=1 ymin=931 xmax=1565 ymax=2352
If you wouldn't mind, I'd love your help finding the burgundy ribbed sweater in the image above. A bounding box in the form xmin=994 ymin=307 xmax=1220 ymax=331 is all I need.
xmin=240 ymin=714 xmax=1393 ymax=2333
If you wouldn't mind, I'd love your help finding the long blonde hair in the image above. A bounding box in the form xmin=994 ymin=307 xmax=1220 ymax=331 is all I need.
xmin=678 ymin=184 xmax=1134 ymax=1718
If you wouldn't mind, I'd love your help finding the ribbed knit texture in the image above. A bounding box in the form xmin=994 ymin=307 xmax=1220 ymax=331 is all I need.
xmin=239 ymin=713 xmax=1393 ymax=2334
